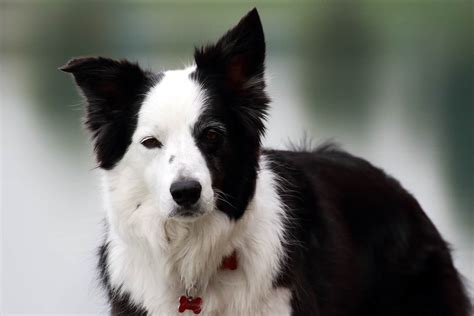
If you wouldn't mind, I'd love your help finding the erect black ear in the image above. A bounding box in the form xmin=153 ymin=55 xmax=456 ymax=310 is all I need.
xmin=60 ymin=56 xmax=153 ymax=169
xmin=194 ymin=8 xmax=265 ymax=90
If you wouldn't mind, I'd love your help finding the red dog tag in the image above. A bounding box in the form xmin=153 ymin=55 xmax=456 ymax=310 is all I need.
xmin=178 ymin=296 xmax=202 ymax=314
xmin=178 ymin=251 xmax=237 ymax=313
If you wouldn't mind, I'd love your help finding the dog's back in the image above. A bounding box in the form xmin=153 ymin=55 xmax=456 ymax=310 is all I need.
xmin=266 ymin=146 xmax=471 ymax=315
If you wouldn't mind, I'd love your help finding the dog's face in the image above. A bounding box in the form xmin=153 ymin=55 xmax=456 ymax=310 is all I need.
xmin=62 ymin=9 xmax=269 ymax=223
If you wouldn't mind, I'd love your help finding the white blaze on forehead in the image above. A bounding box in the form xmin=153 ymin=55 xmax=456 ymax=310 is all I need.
xmin=136 ymin=66 xmax=205 ymax=137
xmin=130 ymin=66 xmax=213 ymax=219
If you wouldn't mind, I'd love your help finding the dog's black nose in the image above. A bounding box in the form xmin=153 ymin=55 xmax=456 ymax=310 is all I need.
xmin=170 ymin=179 xmax=202 ymax=207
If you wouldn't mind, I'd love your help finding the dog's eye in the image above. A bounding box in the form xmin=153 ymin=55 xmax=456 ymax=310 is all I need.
xmin=205 ymin=130 xmax=219 ymax=142
xmin=201 ymin=128 xmax=223 ymax=151
xmin=140 ymin=137 xmax=162 ymax=149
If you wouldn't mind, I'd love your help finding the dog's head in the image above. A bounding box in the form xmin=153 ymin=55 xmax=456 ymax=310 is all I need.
xmin=62 ymin=9 xmax=269 ymax=224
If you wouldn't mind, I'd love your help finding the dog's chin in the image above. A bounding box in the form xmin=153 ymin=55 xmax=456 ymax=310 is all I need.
xmin=168 ymin=206 xmax=207 ymax=222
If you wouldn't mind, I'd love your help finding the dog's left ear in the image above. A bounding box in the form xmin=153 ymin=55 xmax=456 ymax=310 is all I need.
xmin=194 ymin=8 xmax=265 ymax=90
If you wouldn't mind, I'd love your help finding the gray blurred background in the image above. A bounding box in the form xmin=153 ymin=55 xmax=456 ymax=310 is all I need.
xmin=1 ymin=0 xmax=472 ymax=314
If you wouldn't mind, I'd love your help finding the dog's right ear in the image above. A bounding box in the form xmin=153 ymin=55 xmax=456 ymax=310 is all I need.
xmin=194 ymin=8 xmax=265 ymax=91
xmin=60 ymin=57 xmax=152 ymax=169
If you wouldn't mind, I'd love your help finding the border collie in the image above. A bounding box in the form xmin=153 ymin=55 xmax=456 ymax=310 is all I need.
xmin=61 ymin=8 xmax=471 ymax=316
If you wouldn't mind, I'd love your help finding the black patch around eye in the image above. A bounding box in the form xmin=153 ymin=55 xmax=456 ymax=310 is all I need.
xmin=141 ymin=137 xmax=162 ymax=149
xmin=203 ymin=128 xmax=223 ymax=142
xmin=199 ymin=128 xmax=224 ymax=151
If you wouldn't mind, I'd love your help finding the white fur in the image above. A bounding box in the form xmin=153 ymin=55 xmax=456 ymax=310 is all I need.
xmin=100 ymin=67 xmax=291 ymax=315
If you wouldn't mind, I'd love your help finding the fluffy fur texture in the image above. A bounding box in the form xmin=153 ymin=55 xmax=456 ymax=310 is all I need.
xmin=62 ymin=8 xmax=471 ymax=316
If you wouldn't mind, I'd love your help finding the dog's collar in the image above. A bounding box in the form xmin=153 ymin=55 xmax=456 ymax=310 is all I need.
xmin=178 ymin=251 xmax=238 ymax=314
xmin=220 ymin=250 xmax=238 ymax=271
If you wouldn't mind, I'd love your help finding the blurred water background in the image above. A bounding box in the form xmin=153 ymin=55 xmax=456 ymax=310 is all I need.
xmin=1 ymin=1 xmax=472 ymax=314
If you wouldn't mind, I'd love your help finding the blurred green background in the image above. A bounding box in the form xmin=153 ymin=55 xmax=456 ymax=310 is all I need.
xmin=1 ymin=0 xmax=472 ymax=313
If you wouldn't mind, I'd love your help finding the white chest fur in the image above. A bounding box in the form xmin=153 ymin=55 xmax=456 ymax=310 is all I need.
xmin=104 ymin=157 xmax=292 ymax=315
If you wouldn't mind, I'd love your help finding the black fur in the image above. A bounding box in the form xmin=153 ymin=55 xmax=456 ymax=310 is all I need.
xmin=191 ymin=8 xmax=270 ymax=219
xmin=60 ymin=57 xmax=159 ymax=169
xmin=266 ymin=145 xmax=471 ymax=316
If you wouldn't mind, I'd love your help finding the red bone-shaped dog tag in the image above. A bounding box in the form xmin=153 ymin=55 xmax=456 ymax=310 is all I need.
xmin=178 ymin=296 xmax=202 ymax=314
xmin=177 ymin=251 xmax=237 ymax=313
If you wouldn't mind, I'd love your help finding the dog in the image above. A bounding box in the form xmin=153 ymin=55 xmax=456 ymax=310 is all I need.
xmin=61 ymin=8 xmax=471 ymax=316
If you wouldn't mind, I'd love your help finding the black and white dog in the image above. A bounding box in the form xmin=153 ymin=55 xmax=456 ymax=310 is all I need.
xmin=62 ymin=8 xmax=470 ymax=316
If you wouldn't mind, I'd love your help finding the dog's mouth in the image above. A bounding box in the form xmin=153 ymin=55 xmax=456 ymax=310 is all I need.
xmin=169 ymin=205 xmax=204 ymax=219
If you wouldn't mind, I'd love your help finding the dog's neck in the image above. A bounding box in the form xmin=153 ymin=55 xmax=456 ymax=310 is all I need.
xmin=106 ymin=206 xmax=241 ymax=295
xmin=159 ymin=212 xmax=242 ymax=293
